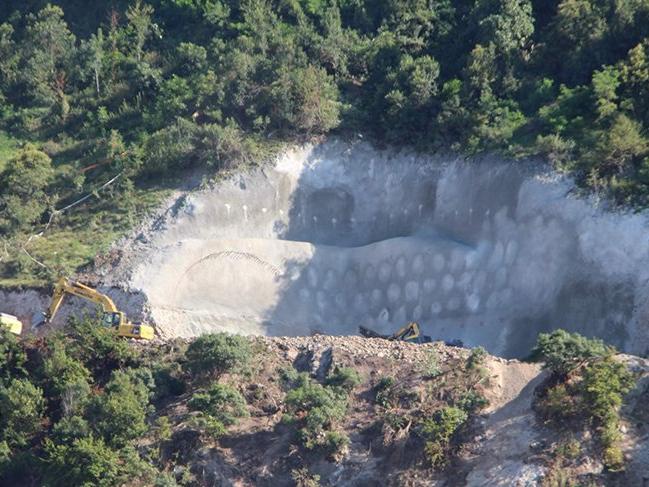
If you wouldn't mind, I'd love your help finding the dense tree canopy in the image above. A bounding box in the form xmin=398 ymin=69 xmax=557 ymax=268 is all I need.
xmin=1 ymin=0 xmax=649 ymax=283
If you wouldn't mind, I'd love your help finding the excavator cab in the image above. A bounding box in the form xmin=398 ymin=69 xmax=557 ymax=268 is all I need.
xmin=101 ymin=311 xmax=123 ymax=328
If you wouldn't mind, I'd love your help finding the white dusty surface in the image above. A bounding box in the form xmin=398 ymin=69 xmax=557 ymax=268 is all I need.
xmin=124 ymin=140 xmax=649 ymax=356
xmin=123 ymin=140 xmax=649 ymax=356
xmin=8 ymin=139 xmax=643 ymax=357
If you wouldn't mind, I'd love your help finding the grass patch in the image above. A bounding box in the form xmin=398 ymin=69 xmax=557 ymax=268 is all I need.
xmin=0 ymin=187 xmax=170 ymax=288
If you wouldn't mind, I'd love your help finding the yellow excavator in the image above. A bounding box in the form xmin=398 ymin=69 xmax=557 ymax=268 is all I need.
xmin=359 ymin=322 xmax=431 ymax=343
xmin=359 ymin=322 xmax=464 ymax=347
xmin=34 ymin=277 xmax=155 ymax=340
xmin=0 ymin=313 xmax=23 ymax=336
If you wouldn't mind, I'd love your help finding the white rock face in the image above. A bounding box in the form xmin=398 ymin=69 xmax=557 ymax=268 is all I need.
xmin=127 ymin=140 xmax=649 ymax=357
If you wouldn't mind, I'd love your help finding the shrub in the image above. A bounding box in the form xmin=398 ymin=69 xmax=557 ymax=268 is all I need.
xmin=467 ymin=346 xmax=487 ymax=370
xmin=42 ymin=437 xmax=150 ymax=487
xmin=530 ymin=330 xmax=611 ymax=376
xmin=188 ymin=414 xmax=227 ymax=439
xmin=580 ymin=356 xmax=634 ymax=423
xmin=0 ymin=329 xmax=26 ymax=385
xmin=87 ymin=369 xmax=153 ymax=447
xmin=66 ymin=318 xmax=137 ymax=375
xmin=322 ymin=430 xmax=350 ymax=458
xmin=284 ymin=373 xmax=348 ymax=452
xmin=278 ymin=366 xmax=300 ymax=389
xmin=41 ymin=337 xmax=92 ymax=398
xmin=421 ymin=349 xmax=441 ymax=379
xmin=188 ymin=383 xmax=248 ymax=426
xmin=185 ymin=333 xmax=251 ymax=377
xmin=457 ymin=390 xmax=489 ymax=413
xmin=152 ymin=363 xmax=186 ymax=400
xmin=420 ymin=407 xmax=468 ymax=444
xmin=537 ymin=383 xmax=580 ymax=424
xmin=602 ymin=445 xmax=625 ymax=472
xmin=0 ymin=379 xmax=45 ymax=449
xmin=419 ymin=406 xmax=468 ymax=469
xmin=374 ymin=376 xmax=396 ymax=408
xmin=325 ymin=366 xmax=361 ymax=392
xmin=291 ymin=467 xmax=321 ymax=487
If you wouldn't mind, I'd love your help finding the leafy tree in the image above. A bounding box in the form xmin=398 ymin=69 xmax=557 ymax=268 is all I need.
xmin=0 ymin=329 xmax=26 ymax=386
xmin=530 ymin=329 xmax=611 ymax=376
xmin=590 ymin=113 xmax=648 ymax=176
xmin=185 ymin=333 xmax=251 ymax=377
xmin=0 ymin=144 xmax=53 ymax=234
xmin=87 ymin=368 xmax=153 ymax=447
xmin=43 ymin=437 xmax=148 ymax=487
xmin=0 ymin=379 xmax=45 ymax=449
xmin=126 ymin=0 xmax=158 ymax=64
xmin=41 ymin=336 xmax=93 ymax=399
xmin=22 ymin=5 xmax=77 ymax=118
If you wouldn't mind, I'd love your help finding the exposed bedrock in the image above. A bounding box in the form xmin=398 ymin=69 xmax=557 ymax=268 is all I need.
xmin=130 ymin=140 xmax=649 ymax=357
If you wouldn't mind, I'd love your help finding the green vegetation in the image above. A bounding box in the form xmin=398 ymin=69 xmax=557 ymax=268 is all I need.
xmin=420 ymin=406 xmax=468 ymax=469
xmin=1 ymin=0 xmax=649 ymax=285
xmin=532 ymin=329 xmax=635 ymax=472
xmin=283 ymin=372 xmax=350 ymax=457
xmin=184 ymin=332 xmax=252 ymax=377
xmin=188 ymin=382 xmax=249 ymax=426
xmin=2 ymin=322 xmax=638 ymax=484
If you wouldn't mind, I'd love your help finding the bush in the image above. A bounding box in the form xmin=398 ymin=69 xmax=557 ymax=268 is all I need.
xmin=291 ymin=467 xmax=321 ymax=487
xmin=188 ymin=383 xmax=248 ymax=426
xmin=537 ymin=383 xmax=580 ymax=424
xmin=188 ymin=414 xmax=227 ymax=439
xmin=325 ymin=366 xmax=361 ymax=392
xmin=152 ymin=363 xmax=186 ymax=400
xmin=41 ymin=337 xmax=92 ymax=398
xmin=0 ymin=329 xmax=26 ymax=386
xmin=87 ymin=369 xmax=153 ymax=447
xmin=466 ymin=346 xmax=487 ymax=370
xmin=580 ymin=356 xmax=634 ymax=423
xmin=185 ymin=333 xmax=251 ymax=378
xmin=530 ymin=330 xmax=611 ymax=376
xmin=421 ymin=349 xmax=441 ymax=379
xmin=284 ymin=373 xmax=348 ymax=452
xmin=66 ymin=318 xmax=137 ymax=376
xmin=322 ymin=430 xmax=350 ymax=459
xmin=0 ymin=144 xmax=54 ymax=234
xmin=374 ymin=376 xmax=396 ymax=408
xmin=419 ymin=406 xmax=468 ymax=469
xmin=42 ymin=437 xmax=150 ymax=487
xmin=602 ymin=444 xmax=625 ymax=472
xmin=457 ymin=390 xmax=489 ymax=413
xmin=0 ymin=379 xmax=45 ymax=449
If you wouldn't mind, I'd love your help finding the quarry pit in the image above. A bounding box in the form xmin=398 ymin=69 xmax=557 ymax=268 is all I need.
xmin=125 ymin=140 xmax=649 ymax=358
xmin=5 ymin=139 xmax=649 ymax=358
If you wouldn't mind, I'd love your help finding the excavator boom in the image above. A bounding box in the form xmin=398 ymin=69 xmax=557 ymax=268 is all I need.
xmin=34 ymin=277 xmax=154 ymax=340
xmin=43 ymin=277 xmax=118 ymax=323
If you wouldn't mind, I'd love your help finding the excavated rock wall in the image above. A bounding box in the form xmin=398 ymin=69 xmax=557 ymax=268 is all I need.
xmin=128 ymin=140 xmax=649 ymax=357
